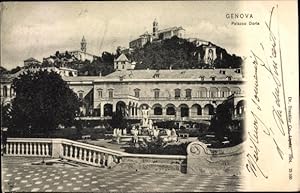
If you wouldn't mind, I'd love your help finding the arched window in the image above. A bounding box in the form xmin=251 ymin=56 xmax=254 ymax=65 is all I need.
xmin=210 ymin=87 xmax=218 ymax=98
xmin=166 ymin=104 xmax=176 ymax=115
xmin=191 ymin=104 xmax=202 ymax=116
xmin=198 ymin=87 xmax=207 ymax=98
xmin=104 ymin=104 xmax=113 ymax=117
xmin=204 ymin=104 xmax=214 ymax=115
xmin=220 ymin=87 xmax=230 ymax=97
xmin=154 ymin=107 xmax=162 ymax=115
xmin=231 ymin=87 xmax=241 ymax=95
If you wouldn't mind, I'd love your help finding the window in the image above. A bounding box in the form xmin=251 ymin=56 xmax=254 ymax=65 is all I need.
xmin=175 ymin=89 xmax=181 ymax=99
xmin=78 ymin=92 xmax=83 ymax=99
xmin=166 ymin=107 xmax=176 ymax=115
xmin=154 ymin=107 xmax=162 ymax=115
xmin=108 ymin=89 xmax=113 ymax=99
xmin=98 ymin=89 xmax=103 ymax=98
xmin=199 ymin=76 xmax=205 ymax=81
xmin=134 ymin=88 xmax=140 ymax=98
xmin=154 ymin=89 xmax=160 ymax=99
xmin=211 ymin=76 xmax=215 ymax=81
xmin=227 ymin=76 xmax=232 ymax=81
xmin=186 ymin=89 xmax=192 ymax=99
xmin=210 ymin=87 xmax=218 ymax=98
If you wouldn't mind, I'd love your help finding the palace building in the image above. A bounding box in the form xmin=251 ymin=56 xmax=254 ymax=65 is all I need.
xmin=1 ymin=67 xmax=245 ymax=124
xmin=62 ymin=68 xmax=245 ymax=122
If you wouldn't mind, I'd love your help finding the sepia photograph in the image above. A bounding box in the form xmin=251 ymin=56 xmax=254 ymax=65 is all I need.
xmin=0 ymin=1 xmax=298 ymax=192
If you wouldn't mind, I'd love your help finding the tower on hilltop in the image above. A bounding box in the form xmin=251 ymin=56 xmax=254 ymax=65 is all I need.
xmin=81 ymin=36 xmax=87 ymax=52
xmin=153 ymin=18 xmax=158 ymax=38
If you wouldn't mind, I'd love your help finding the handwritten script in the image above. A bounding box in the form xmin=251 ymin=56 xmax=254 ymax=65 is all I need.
xmin=246 ymin=5 xmax=293 ymax=179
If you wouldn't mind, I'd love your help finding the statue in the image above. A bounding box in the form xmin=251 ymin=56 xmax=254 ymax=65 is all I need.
xmin=141 ymin=105 xmax=149 ymax=127
xmin=153 ymin=127 xmax=160 ymax=139
xmin=170 ymin=128 xmax=178 ymax=142
xmin=149 ymin=119 xmax=153 ymax=130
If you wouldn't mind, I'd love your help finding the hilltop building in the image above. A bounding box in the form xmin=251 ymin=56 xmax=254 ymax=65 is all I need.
xmin=129 ymin=19 xmax=185 ymax=49
xmin=24 ymin=57 xmax=41 ymax=67
xmin=114 ymin=53 xmax=135 ymax=71
xmin=69 ymin=36 xmax=97 ymax=62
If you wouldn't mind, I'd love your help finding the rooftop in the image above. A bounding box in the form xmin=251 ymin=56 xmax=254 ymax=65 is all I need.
xmin=158 ymin=26 xmax=185 ymax=34
xmin=104 ymin=69 xmax=243 ymax=80
xmin=24 ymin=57 xmax=41 ymax=63
xmin=115 ymin=53 xmax=129 ymax=62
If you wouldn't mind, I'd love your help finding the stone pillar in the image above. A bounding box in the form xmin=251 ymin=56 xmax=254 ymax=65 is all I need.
xmin=187 ymin=141 xmax=208 ymax=174
xmin=100 ymin=103 xmax=104 ymax=117
xmin=162 ymin=107 xmax=166 ymax=116
xmin=176 ymin=107 xmax=181 ymax=119
xmin=51 ymin=139 xmax=63 ymax=158
xmin=188 ymin=108 xmax=192 ymax=118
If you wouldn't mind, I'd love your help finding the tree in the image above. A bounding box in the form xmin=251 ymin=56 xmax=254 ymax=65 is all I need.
xmin=0 ymin=66 xmax=8 ymax=75
xmin=109 ymin=111 xmax=127 ymax=129
xmin=9 ymin=70 xmax=80 ymax=136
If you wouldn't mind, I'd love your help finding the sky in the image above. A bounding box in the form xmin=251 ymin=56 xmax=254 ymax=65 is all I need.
xmin=1 ymin=1 xmax=243 ymax=69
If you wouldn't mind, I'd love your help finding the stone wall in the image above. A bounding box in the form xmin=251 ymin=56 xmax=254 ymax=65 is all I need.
xmin=113 ymin=154 xmax=187 ymax=174
xmin=187 ymin=141 xmax=244 ymax=176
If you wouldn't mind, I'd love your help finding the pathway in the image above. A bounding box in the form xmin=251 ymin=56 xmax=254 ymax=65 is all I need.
xmin=2 ymin=157 xmax=243 ymax=192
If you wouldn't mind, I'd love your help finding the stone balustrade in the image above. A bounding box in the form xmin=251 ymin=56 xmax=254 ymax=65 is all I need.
xmin=5 ymin=138 xmax=52 ymax=157
xmin=4 ymin=138 xmax=125 ymax=168
xmin=60 ymin=139 xmax=124 ymax=168
xmin=4 ymin=138 xmax=244 ymax=175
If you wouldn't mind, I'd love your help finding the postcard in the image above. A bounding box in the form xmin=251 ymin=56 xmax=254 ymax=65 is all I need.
xmin=0 ymin=1 xmax=299 ymax=192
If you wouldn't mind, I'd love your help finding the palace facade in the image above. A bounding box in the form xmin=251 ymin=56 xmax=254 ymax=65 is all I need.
xmin=63 ymin=68 xmax=245 ymax=122
xmin=1 ymin=68 xmax=245 ymax=123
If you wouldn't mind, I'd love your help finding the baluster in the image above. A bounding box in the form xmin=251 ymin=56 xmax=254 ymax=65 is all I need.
xmin=64 ymin=145 xmax=68 ymax=157
xmin=101 ymin=153 xmax=106 ymax=167
xmin=13 ymin=143 xmax=16 ymax=155
xmin=97 ymin=152 xmax=101 ymax=166
xmin=37 ymin=143 xmax=41 ymax=155
xmin=83 ymin=149 xmax=87 ymax=162
xmin=45 ymin=143 xmax=49 ymax=156
xmin=74 ymin=146 xmax=78 ymax=159
xmin=70 ymin=146 xmax=73 ymax=158
xmin=79 ymin=148 xmax=82 ymax=160
xmin=21 ymin=143 xmax=25 ymax=155
xmin=88 ymin=150 xmax=92 ymax=163
xmin=41 ymin=143 xmax=44 ymax=155
xmin=107 ymin=155 xmax=113 ymax=167
xmin=6 ymin=143 xmax=10 ymax=154
xmin=25 ymin=143 xmax=28 ymax=155
xmin=33 ymin=143 xmax=37 ymax=155
xmin=62 ymin=144 xmax=65 ymax=156
xmin=93 ymin=151 xmax=96 ymax=164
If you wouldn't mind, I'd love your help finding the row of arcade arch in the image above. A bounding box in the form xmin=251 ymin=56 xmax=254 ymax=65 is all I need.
xmin=101 ymin=100 xmax=245 ymax=118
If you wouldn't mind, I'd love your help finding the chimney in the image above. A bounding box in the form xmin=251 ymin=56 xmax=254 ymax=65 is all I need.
xmin=99 ymin=72 xmax=102 ymax=77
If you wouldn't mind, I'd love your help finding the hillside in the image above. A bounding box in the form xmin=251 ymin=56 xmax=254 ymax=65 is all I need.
xmin=128 ymin=36 xmax=243 ymax=70
xmin=1 ymin=37 xmax=243 ymax=77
